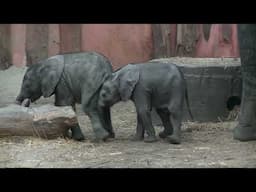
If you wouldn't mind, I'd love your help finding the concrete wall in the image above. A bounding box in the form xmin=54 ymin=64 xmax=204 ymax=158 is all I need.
xmin=0 ymin=24 xmax=239 ymax=70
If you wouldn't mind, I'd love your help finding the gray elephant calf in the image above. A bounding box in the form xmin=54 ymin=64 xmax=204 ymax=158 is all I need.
xmin=15 ymin=52 xmax=114 ymax=142
xmin=98 ymin=62 xmax=193 ymax=144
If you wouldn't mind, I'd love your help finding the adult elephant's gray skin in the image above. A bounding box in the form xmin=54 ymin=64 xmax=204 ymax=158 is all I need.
xmin=234 ymin=24 xmax=256 ymax=141
xmin=15 ymin=52 xmax=115 ymax=142
xmin=98 ymin=62 xmax=193 ymax=144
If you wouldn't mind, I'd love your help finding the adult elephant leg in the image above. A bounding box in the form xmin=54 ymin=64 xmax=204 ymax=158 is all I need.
xmin=98 ymin=106 xmax=115 ymax=139
xmin=234 ymin=24 xmax=256 ymax=141
xmin=156 ymin=108 xmax=173 ymax=139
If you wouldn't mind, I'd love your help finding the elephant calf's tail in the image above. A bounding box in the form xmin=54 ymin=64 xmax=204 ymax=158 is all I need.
xmin=184 ymin=82 xmax=194 ymax=121
xmin=177 ymin=65 xmax=194 ymax=121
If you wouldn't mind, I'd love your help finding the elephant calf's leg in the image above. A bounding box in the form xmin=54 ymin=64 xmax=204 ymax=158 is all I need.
xmin=137 ymin=109 xmax=157 ymax=143
xmin=99 ymin=107 xmax=115 ymax=139
xmin=70 ymin=125 xmax=85 ymax=141
xmin=133 ymin=91 xmax=156 ymax=142
xmin=167 ymin=113 xmax=181 ymax=144
xmin=156 ymin=108 xmax=173 ymax=139
xmin=130 ymin=114 xmax=144 ymax=141
xmin=54 ymin=102 xmax=85 ymax=141
xmin=87 ymin=110 xmax=109 ymax=142
xmin=70 ymin=104 xmax=85 ymax=141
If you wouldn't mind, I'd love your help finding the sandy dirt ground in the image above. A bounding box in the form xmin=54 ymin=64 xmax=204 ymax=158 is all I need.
xmin=0 ymin=66 xmax=256 ymax=168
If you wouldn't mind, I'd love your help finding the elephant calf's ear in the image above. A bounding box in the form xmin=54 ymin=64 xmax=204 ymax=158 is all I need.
xmin=119 ymin=66 xmax=140 ymax=101
xmin=40 ymin=56 xmax=64 ymax=97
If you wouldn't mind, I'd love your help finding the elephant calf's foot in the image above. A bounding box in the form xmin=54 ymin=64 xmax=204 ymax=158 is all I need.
xmin=101 ymin=132 xmax=115 ymax=142
xmin=130 ymin=134 xmax=144 ymax=141
xmin=93 ymin=129 xmax=110 ymax=142
xmin=159 ymin=131 xmax=172 ymax=139
xmin=144 ymin=135 xmax=158 ymax=143
xmin=72 ymin=133 xmax=85 ymax=141
xmin=107 ymin=132 xmax=115 ymax=139
xmin=166 ymin=135 xmax=181 ymax=144
xmin=71 ymin=127 xmax=85 ymax=141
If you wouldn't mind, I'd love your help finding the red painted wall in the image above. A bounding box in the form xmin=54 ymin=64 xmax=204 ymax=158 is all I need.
xmin=60 ymin=24 xmax=81 ymax=53
xmin=3 ymin=24 xmax=240 ymax=69
xmin=195 ymin=24 xmax=239 ymax=57
xmin=81 ymin=24 xmax=153 ymax=69
xmin=10 ymin=24 xmax=26 ymax=67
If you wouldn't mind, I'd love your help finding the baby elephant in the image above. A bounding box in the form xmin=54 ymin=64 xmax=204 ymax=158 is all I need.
xmin=98 ymin=62 xmax=193 ymax=144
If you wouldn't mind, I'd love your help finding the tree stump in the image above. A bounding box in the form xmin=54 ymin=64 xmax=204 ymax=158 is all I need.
xmin=0 ymin=104 xmax=78 ymax=139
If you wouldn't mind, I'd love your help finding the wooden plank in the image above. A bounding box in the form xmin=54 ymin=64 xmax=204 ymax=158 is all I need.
xmin=0 ymin=24 xmax=11 ymax=70
xmin=48 ymin=24 xmax=61 ymax=57
xmin=176 ymin=24 xmax=198 ymax=57
xmin=222 ymin=24 xmax=232 ymax=43
xmin=169 ymin=24 xmax=177 ymax=56
xmin=152 ymin=24 xmax=172 ymax=58
xmin=26 ymin=24 xmax=49 ymax=65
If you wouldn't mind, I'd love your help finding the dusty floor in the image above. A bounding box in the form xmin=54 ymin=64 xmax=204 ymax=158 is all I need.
xmin=1 ymin=101 xmax=256 ymax=168
xmin=0 ymin=65 xmax=256 ymax=168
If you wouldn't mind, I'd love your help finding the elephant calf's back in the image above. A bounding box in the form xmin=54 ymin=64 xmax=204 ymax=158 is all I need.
xmin=138 ymin=62 xmax=184 ymax=90
xmin=63 ymin=52 xmax=112 ymax=71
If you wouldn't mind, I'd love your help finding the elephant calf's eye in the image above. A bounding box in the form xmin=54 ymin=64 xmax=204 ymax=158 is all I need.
xmin=101 ymin=92 xmax=107 ymax=98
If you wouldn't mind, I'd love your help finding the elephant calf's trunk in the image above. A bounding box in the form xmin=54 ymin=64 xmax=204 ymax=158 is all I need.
xmin=15 ymin=96 xmax=31 ymax=107
xmin=22 ymin=99 xmax=31 ymax=107
xmin=15 ymin=95 xmax=23 ymax=105
xmin=15 ymin=100 xmax=22 ymax=105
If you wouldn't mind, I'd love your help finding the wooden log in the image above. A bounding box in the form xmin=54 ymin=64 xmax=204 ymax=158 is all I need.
xmin=0 ymin=104 xmax=78 ymax=139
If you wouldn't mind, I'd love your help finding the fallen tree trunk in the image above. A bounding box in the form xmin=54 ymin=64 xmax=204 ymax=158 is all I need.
xmin=0 ymin=104 xmax=78 ymax=139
